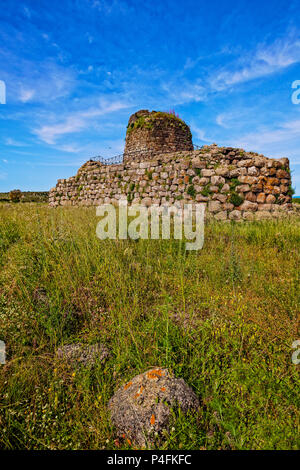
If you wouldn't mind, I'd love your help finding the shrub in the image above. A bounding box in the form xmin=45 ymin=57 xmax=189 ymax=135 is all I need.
xmin=201 ymin=184 xmax=212 ymax=197
xmin=288 ymin=185 xmax=295 ymax=197
xmin=187 ymin=184 xmax=196 ymax=198
xmin=229 ymin=178 xmax=241 ymax=191
xmin=9 ymin=189 xmax=22 ymax=203
xmin=145 ymin=170 xmax=153 ymax=180
xmin=229 ymin=192 xmax=244 ymax=207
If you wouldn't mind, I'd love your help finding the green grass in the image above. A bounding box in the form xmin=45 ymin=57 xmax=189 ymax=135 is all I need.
xmin=0 ymin=203 xmax=299 ymax=450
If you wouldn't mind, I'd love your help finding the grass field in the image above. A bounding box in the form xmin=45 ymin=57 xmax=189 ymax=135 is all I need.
xmin=0 ymin=203 xmax=299 ymax=450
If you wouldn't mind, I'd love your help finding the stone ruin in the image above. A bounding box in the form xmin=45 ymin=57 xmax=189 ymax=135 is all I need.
xmin=124 ymin=109 xmax=193 ymax=162
xmin=49 ymin=109 xmax=295 ymax=220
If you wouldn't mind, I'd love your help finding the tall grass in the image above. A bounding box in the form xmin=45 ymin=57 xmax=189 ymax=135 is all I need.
xmin=0 ymin=203 xmax=299 ymax=449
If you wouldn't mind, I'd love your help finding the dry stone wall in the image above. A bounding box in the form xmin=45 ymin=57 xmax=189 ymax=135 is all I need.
xmin=49 ymin=144 xmax=294 ymax=220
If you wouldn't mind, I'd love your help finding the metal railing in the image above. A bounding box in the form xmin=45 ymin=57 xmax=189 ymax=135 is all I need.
xmin=90 ymin=143 xmax=203 ymax=165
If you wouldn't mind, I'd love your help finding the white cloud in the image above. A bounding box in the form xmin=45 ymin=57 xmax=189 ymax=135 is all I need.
xmin=5 ymin=138 xmax=27 ymax=147
xmin=23 ymin=6 xmax=31 ymax=19
xmin=216 ymin=112 xmax=235 ymax=128
xmin=14 ymin=62 xmax=77 ymax=105
xmin=55 ymin=144 xmax=82 ymax=153
xmin=161 ymin=81 xmax=207 ymax=105
xmin=211 ymin=35 xmax=300 ymax=90
xmin=35 ymin=117 xmax=84 ymax=144
xmin=191 ymin=125 xmax=213 ymax=143
xmin=215 ymin=110 xmax=252 ymax=129
xmin=157 ymin=34 xmax=300 ymax=105
xmin=235 ymin=119 xmax=300 ymax=149
xmin=19 ymin=88 xmax=35 ymax=103
xmin=34 ymin=99 xmax=130 ymax=144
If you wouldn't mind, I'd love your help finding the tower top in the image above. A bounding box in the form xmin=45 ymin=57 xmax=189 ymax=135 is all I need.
xmin=124 ymin=110 xmax=193 ymax=162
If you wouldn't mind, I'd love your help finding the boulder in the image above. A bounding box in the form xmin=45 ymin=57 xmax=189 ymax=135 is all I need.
xmin=108 ymin=367 xmax=200 ymax=447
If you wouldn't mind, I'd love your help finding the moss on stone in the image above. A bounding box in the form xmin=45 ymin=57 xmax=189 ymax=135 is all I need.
xmin=126 ymin=111 xmax=190 ymax=135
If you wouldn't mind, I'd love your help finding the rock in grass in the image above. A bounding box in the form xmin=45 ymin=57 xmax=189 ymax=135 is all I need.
xmin=56 ymin=342 xmax=109 ymax=367
xmin=108 ymin=367 xmax=200 ymax=447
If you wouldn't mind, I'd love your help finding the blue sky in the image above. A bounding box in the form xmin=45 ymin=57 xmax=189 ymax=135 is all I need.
xmin=0 ymin=0 xmax=300 ymax=194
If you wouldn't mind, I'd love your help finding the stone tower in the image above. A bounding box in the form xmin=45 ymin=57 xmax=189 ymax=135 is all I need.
xmin=124 ymin=110 xmax=193 ymax=162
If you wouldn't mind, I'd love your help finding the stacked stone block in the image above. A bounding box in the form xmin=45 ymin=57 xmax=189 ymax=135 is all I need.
xmin=49 ymin=144 xmax=294 ymax=220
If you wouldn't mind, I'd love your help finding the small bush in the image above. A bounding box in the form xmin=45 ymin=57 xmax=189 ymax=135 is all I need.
xmin=229 ymin=178 xmax=241 ymax=191
xmin=201 ymin=184 xmax=212 ymax=197
xmin=229 ymin=192 xmax=244 ymax=207
xmin=288 ymin=185 xmax=295 ymax=197
xmin=9 ymin=189 xmax=22 ymax=203
xmin=187 ymin=185 xmax=196 ymax=198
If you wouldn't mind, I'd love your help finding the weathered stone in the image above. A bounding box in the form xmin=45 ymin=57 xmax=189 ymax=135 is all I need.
xmin=215 ymin=167 xmax=229 ymax=177
xmin=56 ymin=343 xmax=109 ymax=367
xmin=199 ymin=177 xmax=210 ymax=185
xmin=229 ymin=168 xmax=240 ymax=178
xmin=221 ymin=183 xmax=230 ymax=193
xmin=243 ymin=211 xmax=255 ymax=220
xmin=251 ymin=183 xmax=263 ymax=193
xmin=266 ymin=177 xmax=279 ymax=186
xmin=214 ymin=211 xmax=227 ymax=220
xmin=191 ymin=158 xmax=206 ymax=169
xmin=257 ymin=203 xmax=273 ymax=211
xmin=238 ymin=175 xmax=258 ymax=185
xmin=239 ymin=201 xmax=258 ymax=212
xmin=211 ymin=175 xmax=225 ymax=186
xmin=208 ymin=201 xmax=222 ymax=213
xmin=237 ymin=159 xmax=253 ymax=167
xmin=253 ymin=156 xmax=266 ymax=167
xmin=212 ymin=193 xmax=227 ymax=203
xmin=237 ymin=184 xmax=250 ymax=193
xmin=245 ymin=192 xmax=256 ymax=202
xmin=196 ymin=195 xmax=209 ymax=202
xmin=140 ymin=162 xmax=151 ymax=169
xmin=202 ymin=169 xmax=215 ymax=177
xmin=266 ymin=194 xmax=276 ymax=204
xmin=223 ymin=202 xmax=234 ymax=210
xmin=256 ymin=193 xmax=266 ymax=204
xmin=108 ymin=368 xmax=200 ymax=447
xmin=229 ymin=210 xmax=242 ymax=220
xmin=277 ymin=169 xmax=290 ymax=179
xmin=248 ymin=166 xmax=258 ymax=176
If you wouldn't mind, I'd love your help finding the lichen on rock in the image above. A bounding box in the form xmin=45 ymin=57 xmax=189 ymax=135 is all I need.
xmin=108 ymin=367 xmax=200 ymax=447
